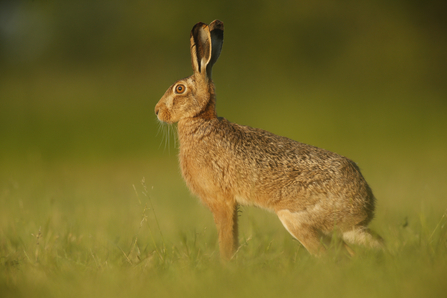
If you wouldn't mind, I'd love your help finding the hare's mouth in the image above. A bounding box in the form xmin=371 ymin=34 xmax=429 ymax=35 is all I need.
xmin=155 ymin=108 xmax=173 ymax=124
xmin=156 ymin=112 xmax=175 ymax=124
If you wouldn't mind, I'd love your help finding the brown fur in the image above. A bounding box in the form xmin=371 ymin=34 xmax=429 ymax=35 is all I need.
xmin=155 ymin=20 xmax=383 ymax=259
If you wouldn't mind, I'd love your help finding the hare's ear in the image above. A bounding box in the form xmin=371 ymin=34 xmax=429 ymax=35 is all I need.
xmin=207 ymin=20 xmax=224 ymax=79
xmin=190 ymin=20 xmax=224 ymax=79
xmin=190 ymin=22 xmax=212 ymax=77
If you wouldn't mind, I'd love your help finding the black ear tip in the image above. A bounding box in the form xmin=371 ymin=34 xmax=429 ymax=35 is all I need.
xmin=194 ymin=22 xmax=206 ymax=27
xmin=210 ymin=19 xmax=224 ymax=31
xmin=191 ymin=22 xmax=207 ymax=34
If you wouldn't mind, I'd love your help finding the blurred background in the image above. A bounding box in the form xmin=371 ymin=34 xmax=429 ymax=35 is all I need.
xmin=1 ymin=0 xmax=446 ymax=239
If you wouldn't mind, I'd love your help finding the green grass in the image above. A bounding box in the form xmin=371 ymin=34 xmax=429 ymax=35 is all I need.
xmin=1 ymin=154 xmax=446 ymax=298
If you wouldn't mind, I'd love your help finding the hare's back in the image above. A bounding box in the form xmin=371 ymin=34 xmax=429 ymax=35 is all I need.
xmin=224 ymin=121 xmax=372 ymax=200
xmin=231 ymin=122 xmax=355 ymax=176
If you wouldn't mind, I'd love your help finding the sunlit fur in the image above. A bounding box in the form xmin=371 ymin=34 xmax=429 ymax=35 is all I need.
xmin=155 ymin=20 xmax=383 ymax=260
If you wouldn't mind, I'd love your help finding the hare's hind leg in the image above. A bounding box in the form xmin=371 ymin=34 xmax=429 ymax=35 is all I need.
xmin=342 ymin=227 xmax=384 ymax=249
xmin=277 ymin=209 xmax=355 ymax=256
xmin=209 ymin=200 xmax=239 ymax=260
xmin=276 ymin=209 xmax=330 ymax=256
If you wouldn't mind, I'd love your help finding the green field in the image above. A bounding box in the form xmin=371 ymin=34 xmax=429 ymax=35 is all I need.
xmin=1 ymin=147 xmax=447 ymax=298
xmin=1 ymin=1 xmax=447 ymax=297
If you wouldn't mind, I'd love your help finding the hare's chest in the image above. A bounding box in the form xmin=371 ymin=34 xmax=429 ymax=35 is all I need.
xmin=178 ymin=146 xmax=224 ymax=197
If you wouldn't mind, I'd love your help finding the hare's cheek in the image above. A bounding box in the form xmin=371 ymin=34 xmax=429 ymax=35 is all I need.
xmin=166 ymin=98 xmax=174 ymax=109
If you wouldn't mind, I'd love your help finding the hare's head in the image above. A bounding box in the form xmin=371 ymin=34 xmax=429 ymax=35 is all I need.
xmin=155 ymin=20 xmax=224 ymax=124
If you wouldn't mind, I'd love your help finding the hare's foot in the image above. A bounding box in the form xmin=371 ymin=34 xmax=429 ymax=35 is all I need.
xmin=342 ymin=227 xmax=385 ymax=249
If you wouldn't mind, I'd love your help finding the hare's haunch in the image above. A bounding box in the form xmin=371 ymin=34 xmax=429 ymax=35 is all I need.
xmin=155 ymin=20 xmax=383 ymax=259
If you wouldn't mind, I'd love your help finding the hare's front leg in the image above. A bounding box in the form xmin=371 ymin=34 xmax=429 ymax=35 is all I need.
xmin=209 ymin=200 xmax=239 ymax=260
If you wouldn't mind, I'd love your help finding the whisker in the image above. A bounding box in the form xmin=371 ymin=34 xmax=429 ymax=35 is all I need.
xmin=166 ymin=124 xmax=171 ymax=154
xmin=155 ymin=120 xmax=178 ymax=154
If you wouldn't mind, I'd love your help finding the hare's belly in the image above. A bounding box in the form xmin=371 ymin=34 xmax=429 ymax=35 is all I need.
xmin=234 ymin=195 xmax=253 ymax=207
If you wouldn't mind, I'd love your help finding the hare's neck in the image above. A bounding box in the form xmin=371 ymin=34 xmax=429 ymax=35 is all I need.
xmin=196 ymin=96 xmax=217 ymax=120
xmin=178 ymin=83 xmax=219 ymax=144
xmin=177 ymin=117 xmax=218 ymax=143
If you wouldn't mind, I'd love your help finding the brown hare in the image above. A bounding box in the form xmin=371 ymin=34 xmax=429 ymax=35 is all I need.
xmin=155 ymin=20 xmax=383 ymax=259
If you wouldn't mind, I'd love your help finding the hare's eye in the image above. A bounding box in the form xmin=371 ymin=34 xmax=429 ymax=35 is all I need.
xmin=175 ymin=84 xmax=186 ymax=94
